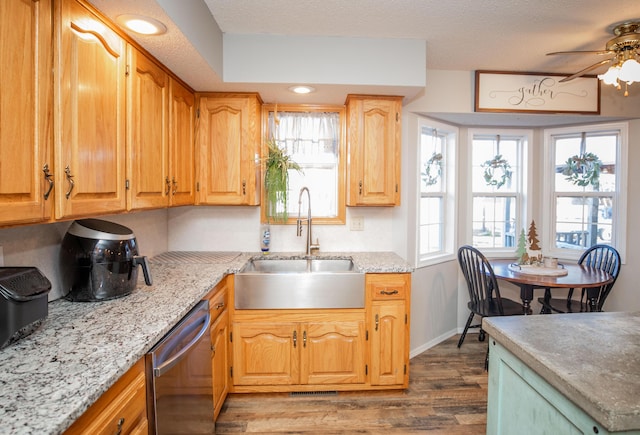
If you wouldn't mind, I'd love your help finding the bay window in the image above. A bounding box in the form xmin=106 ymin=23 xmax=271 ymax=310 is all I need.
xmin=469 ymin=129 xmax=530 ymax=252
xmin=417 ymin=118 xmax=456 ymax=265
xmin=542 ymin=123 xmax=627 ymax=260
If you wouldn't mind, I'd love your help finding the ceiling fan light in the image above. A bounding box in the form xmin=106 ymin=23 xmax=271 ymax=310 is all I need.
xmin=598 ymin=66 xmax=620 ymax=86
xmin=618 ymin=58 xmax=640 ymax=84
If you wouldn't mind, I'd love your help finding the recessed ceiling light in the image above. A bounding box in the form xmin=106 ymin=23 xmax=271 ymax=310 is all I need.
xmin=289 ymin=85 xmax=315 ymax=94
xmin=116 ymin=14 xmax=167 ymax=35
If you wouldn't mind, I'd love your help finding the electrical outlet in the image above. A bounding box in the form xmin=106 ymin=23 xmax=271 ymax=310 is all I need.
xmin=350 ymin=216 xmax=364 ymax=231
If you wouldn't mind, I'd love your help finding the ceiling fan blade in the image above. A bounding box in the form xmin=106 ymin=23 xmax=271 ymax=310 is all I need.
xmin=547 ymin=50 xmax=612 ymax=56
xmin=559 ymin=59 xmax=613 ymax=82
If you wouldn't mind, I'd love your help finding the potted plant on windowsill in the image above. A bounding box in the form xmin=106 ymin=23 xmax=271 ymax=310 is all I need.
xmin=264 ymin=138 xmax=302 ymax=223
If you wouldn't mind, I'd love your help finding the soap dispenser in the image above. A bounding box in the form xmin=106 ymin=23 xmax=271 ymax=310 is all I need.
xmin=260 ymin=223 xmax=271 ymax=254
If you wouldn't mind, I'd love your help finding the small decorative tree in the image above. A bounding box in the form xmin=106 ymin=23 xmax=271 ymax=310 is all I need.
xmin=516 ymin=229 xmax=528 ymax=264
xmin=527 ymin=220 xmax=542 ymax=263
xmin=527 ymin=220 xmax=541 ymax=250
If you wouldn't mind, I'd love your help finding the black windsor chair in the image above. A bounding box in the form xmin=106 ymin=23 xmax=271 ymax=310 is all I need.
xmin=539 ymin=244 xmax=620 ymax=314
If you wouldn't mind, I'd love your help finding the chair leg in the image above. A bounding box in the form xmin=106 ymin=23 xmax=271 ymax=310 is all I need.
xmin=457 ymin=312 xmax=475 ymax=348
xmin=540 ymin=287 xmax=552 ymax=314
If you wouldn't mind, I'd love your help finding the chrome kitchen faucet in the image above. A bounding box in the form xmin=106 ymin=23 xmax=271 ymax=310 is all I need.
xmin=297 ymin=187 xmax=320 ymax=255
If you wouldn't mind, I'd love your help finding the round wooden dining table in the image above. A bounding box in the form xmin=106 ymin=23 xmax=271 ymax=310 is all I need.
xmin=489 ymin=259 xmax=614 ymax=314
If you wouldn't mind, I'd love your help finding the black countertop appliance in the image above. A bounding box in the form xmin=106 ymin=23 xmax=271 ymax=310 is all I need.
xmin=0 ymin=267 xmax=52 ymax=348
xmin=60 ymin=218 xmax=152 ymax=302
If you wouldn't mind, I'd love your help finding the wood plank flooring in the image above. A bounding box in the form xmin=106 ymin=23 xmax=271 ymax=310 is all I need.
xmin=215 ymin=335 xmax=488 ymax=434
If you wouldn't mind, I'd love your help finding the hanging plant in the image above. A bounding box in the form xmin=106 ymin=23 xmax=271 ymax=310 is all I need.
xmin=561 ymin=152 xmax=602 ymax=188
xmin=421 ymin=152 xmax=443 ymax=186
xmin=264 ymin=138 xmax=302 ymax=223
xmin=482 ymin=154 xmax=512 ymax=189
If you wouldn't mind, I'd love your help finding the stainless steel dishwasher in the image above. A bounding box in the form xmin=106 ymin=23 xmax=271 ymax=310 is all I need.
xmin=146 ymin=300 xmax=215 ymax=434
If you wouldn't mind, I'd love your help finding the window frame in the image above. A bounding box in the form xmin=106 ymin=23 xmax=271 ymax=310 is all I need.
xmin=261 ymin=104 xmax=346 ymax=225
xmin=416 ymin=117 xmax=457 ymax=267
xmin=542 ymin=122 xmax=628 ymax=262
xmin=466 ymin=128 xmax=532 ymax=257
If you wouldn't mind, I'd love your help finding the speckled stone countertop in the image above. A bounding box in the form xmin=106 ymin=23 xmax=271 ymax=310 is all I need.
xmin=483 ymin=312 xmax=640 ymax=432
xmin=0 ymin=251 xmax=411 ymax=435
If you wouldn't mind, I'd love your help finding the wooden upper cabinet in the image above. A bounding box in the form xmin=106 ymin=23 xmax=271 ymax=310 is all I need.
xmin=346 ymin=95 xmax=402 ymax=206
xmin=169 ymin=78 xmax=195 ymax=206
xmin=0 ymin=0 xmax=53 ymax=226
xmin=127 ymin=47 xmax=169 ymax=210
xmin=54 ymin=0 xmax=127 ymax=219
xmin=197 ymin=93 xmax=262 ymax=205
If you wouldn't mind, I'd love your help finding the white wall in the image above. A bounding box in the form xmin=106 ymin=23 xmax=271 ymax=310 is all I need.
xmin=223 ymin=34 xmax=426 ymax=88
xmin=167 ymin=205 xmax=396 ymax=253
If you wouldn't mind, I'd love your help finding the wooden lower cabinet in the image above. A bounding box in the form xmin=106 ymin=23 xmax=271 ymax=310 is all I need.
xmin=211 ymin=307 xmax=229 ymax=419
xmin=205 ymin=276 xmax=230 ymax=420
xmin=229 ymin=273 xmax=411 ymax=393
xmin=231 ymin=312 xmax=366 ymax=390
xmin=368 ymin=273 xmax=411 ymax=388
xmin=64 ymin=358 xmax=148 ymax=435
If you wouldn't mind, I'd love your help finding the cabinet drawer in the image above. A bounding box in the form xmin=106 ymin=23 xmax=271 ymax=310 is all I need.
xmin=367 ymin=274 xmax=410 ymax=300
xmin=209 ymin=286 xmax=228 ymax=323
xmin=65 ymin=359 xmax=147 ymax=435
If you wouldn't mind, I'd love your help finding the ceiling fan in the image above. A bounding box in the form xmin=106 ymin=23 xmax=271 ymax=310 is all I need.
xmin=547 ymin=21 xmax=640 ymax=95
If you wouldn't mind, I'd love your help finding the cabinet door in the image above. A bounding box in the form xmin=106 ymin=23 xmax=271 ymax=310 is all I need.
xmin=55 ymin=0 xmax=127 ymax=219
xmin=232 ymin=322 xmax=299 ymax=385
xmin=169 ymin=79 xmax=195 ymax=206
xmin=127 ymin=47 xmax=169 ymax=210
xmin=301 ymin=318 xmax=366 ymax=385
xmin=370 ymin=300 xmax=406 ymax=386
xmin=0 ymin=0 xmax=52 ymax=225
xmin=198 ymin=94 xmax=261 ymax=205
xmin=211 ymin=310 xmax=229 ymax=419
xmin=346 ymin=95 xmax=401 ymax=206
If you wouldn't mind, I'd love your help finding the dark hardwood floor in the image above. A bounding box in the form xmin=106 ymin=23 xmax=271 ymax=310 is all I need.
xmin=215 ymin=335 xmax=488 ymax=434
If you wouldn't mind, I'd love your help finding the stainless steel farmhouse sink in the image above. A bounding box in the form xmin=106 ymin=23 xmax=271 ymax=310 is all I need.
xmin=234 ymin=257 xmax=365 ymax=309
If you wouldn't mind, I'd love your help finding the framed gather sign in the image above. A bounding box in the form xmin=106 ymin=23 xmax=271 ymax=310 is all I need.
xmin=475 ymin=70 xmax=600 ymax=114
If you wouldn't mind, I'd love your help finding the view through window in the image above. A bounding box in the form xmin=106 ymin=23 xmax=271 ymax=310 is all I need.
xmin=470 ymin=131 xmax=527 ymax=250
xmin=264 ymin=106 xmax=345 ymax=223
xmin=546 ymin=126 xmax=622 ymax=253
xmin=417 ymin=119 xmax=457 ymax=264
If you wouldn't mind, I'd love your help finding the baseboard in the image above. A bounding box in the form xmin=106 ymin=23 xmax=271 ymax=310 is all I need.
xmin=410 ymin=328 xmax=460 ymax=359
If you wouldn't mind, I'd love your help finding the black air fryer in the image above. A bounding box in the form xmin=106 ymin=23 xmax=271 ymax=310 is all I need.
xmin=60 ymin=219 xmax=152 ymax=302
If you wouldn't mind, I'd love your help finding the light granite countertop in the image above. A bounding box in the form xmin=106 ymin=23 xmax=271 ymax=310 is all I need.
xmin=483 ymin=312 xmax=640 ymax=432
xmin=0 ymin=251 xmax=412 ymax=435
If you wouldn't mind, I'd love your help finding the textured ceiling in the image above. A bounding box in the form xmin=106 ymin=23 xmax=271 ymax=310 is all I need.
xmin=88 ymin=0 xmax=640 ymax=126
xmin=204 ymin=0 xmax=640 ymax=75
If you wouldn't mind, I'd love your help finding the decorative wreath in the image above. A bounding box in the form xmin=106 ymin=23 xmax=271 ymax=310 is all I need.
xmin=422 ymin=152 xmax=443 ymax=186
xmin=482 ymin=154 xmax=512 ymax=189
xmin=561 ymin=152 xmax=602 ymax=187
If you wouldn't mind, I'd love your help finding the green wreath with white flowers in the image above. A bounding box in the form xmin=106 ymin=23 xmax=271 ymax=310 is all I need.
xmin=561 ymin=152 xmax=602 ymax=188
xmin=422 ymin=152 xmax=443 ymax=187
xmin=482 ymin=154 xmax=512 ymax=189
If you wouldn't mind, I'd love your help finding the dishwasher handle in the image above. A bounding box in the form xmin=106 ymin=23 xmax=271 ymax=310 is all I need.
xmin=153 ymin=306 xmax=211 ymax=377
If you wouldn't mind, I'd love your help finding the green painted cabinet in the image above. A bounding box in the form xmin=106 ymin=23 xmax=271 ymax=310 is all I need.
xmin=487 ymin=340 xmax=639 ymax=435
